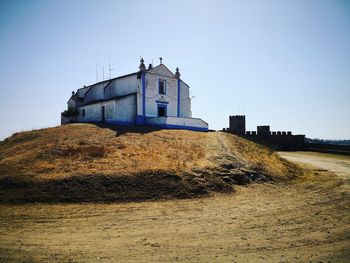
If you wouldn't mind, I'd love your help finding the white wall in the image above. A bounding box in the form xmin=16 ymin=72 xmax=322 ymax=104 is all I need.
xmin=179 ymin=81 xmax=191 ymax=118
xmin=140 ymin=65 xmax=192 ymax=118
xmin=145 ymin=116 xmax=208 ymax=130
xmin=145 ymin=72 xmax=177 ymax=117
xmin=75 ymin=95 xmax=136 ymax=124
xmin=114 ymin=95 xmax=136 ymax=123
xmin=84 ymin=81 xmax=108 ymax=104
xmin=105 ymin=74 xmax=138 ymax=99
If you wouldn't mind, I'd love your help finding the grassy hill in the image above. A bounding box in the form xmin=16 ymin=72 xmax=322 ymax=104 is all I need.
xmin=0 ymin=124 xmax=301 ymax=203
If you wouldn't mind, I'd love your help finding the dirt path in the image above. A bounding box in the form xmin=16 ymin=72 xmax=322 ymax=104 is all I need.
xmin=1 ymin=178 xmax=349 ymax=262
xmin=278 ymin=151 xmax=350 ymax=182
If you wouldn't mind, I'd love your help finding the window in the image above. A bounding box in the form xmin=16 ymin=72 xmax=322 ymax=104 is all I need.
xmin=159 ymin=80 xmax=166 ymax=94
xmin=82 ymin=109 xmax=85 ymax=117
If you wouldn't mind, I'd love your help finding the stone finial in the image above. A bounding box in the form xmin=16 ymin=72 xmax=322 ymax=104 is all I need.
xmin=72 ymin=91 xmax=75 ymax=95
xmin=159 ymin=57 xmax=163 ymax=64
xmin=139 ymin=58 xmax=146 ymax=71
xmin=148 ymin=63 xmax=153 ymax=69
xmin=175 ymin=67 xmax=181 ymax=78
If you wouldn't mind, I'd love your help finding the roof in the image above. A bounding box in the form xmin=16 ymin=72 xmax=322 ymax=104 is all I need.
xmin=86 ymin=72 xmax=138 ymax=88
xmin=79 ymin=92 xmax=137 ymax=107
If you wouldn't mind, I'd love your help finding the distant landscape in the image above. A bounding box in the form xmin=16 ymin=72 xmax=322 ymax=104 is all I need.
xmin=305 ymin=138 xmax=350 ymax=146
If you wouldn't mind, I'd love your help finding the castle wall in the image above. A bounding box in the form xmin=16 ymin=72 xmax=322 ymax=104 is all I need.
xmin=245 ymin=132 xmax=305 ymax=151
xmin=226 ymin=115 xmax=305 ymax=150
xmin=229 ymin=115 xmax=246 ymax=135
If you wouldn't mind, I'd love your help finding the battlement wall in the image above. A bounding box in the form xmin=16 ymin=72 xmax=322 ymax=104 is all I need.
xmin=224 ymin=114 xmax=305 ymax=151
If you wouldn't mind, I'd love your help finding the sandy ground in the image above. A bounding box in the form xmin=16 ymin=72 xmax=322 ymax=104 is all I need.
xmin=278 ymin=151 xmax=350 ymax=181
xmin=1 ymin=152 xmax=350 ymax=262
xmin=279 ymin=151 xmax=350 ymax=195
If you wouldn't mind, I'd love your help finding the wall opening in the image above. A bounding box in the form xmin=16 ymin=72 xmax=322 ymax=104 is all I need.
xmin=158 ymin=105 xmax=166 ymax=117
xmin=158 ymin=80 xmax=166 ymax=94
xmin=101 ymin=106 xmax=105 ymax=122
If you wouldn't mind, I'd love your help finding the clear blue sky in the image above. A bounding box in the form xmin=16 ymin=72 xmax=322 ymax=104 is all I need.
xmin=0 ymin=0 xmax=349 ymax=140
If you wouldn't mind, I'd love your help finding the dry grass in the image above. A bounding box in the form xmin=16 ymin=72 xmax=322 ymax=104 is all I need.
xmin=0 ymin=124 xmax=301 ymax=202
xmin=0 ymin=124 xmax=207 ymax=179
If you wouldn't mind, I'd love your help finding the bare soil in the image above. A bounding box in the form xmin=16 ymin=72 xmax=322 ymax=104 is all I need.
xmin=278 ymin=151 xmax=350 ymax=182
xmin=0 ymin=154 xmax=349 ymax=262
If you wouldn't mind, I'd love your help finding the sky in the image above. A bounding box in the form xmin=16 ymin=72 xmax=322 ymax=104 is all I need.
xmin=0 ymin=0 xmax=349 ymax=140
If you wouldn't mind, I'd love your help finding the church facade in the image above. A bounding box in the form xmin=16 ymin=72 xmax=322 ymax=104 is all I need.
xmin=61 ymin=58 xmax=208 ymax=131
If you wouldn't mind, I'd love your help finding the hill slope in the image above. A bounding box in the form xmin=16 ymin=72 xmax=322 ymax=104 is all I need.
xmin=0 ymin=124 xmax=301 ymax=202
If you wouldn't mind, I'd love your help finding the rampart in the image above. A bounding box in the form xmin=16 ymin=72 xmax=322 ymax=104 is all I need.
xmin=224 ymin=115 xmax=305 ymax=151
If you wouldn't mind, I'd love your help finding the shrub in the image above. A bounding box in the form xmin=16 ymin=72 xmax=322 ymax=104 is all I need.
xmin=61 ymin=107 xmax=78 ymax=117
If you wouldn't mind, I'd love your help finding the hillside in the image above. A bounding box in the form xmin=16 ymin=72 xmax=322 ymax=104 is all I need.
xmin=0 ymin=124 xmax=301 ymax=202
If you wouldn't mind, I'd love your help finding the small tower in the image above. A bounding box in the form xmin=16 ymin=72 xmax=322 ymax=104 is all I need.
xmin=139 ymin=58 xmax=146 ymax=71
xmin=175 ymin=67 xmax=181 ymax=79
xmin=229 ymin=115 xmax=246 ymax=135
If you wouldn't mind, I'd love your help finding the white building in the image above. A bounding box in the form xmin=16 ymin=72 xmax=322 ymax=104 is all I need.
xmin=61 ymin=58 xmax=208 ymax=131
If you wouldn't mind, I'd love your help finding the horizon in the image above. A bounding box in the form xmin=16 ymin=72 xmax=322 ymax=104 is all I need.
xmin=1 ymin=0 xmax=349 ymax=140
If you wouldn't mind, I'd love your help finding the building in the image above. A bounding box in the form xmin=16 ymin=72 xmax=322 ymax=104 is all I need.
xmin=224 ymin=115 xmax=305 ymax=150
xmin=61 ymin=58 xmax=208 ymax=131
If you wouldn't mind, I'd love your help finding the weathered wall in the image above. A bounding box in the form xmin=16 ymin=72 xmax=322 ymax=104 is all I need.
xmin=105 ymin=74 xmax=138 ymax=99
xmin=84 ymin=82 xmax=108 ymax=104
xmin=76 ymin=86 xmax=90 ymax=99
xmin=75 ymin=95 xmax=136 ymax=124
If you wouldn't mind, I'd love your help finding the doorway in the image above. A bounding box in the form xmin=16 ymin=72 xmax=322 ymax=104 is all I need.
xmin=158 ymin=105 xmax=166 ymax=117
xmin=101 ymin=106 xmax=105 ymax=122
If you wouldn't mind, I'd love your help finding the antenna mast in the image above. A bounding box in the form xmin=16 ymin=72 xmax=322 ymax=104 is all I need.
xmin=96 ymin=63 xmax=98 ymax=82
xmin=108 ymin=57 xmax=114 ymax=79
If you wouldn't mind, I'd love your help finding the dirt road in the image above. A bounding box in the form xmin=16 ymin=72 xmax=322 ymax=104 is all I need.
xmin=1 ymin=177 xmax=349 ymax=262
xmin=279 ymin=151 xmax=350 ymax=182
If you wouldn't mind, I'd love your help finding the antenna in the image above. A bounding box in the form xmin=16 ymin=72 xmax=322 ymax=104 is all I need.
xmin=96 ymin=63 xmax=98 ymax=82
xmin=108 ymin=57 xmax=114 ymax=79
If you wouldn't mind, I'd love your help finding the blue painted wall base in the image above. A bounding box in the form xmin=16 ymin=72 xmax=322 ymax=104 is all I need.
xmin=146 ymin=122 xmax=208 ymax=132
xmin=136 ymin=115 xmax=145 ymax=125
